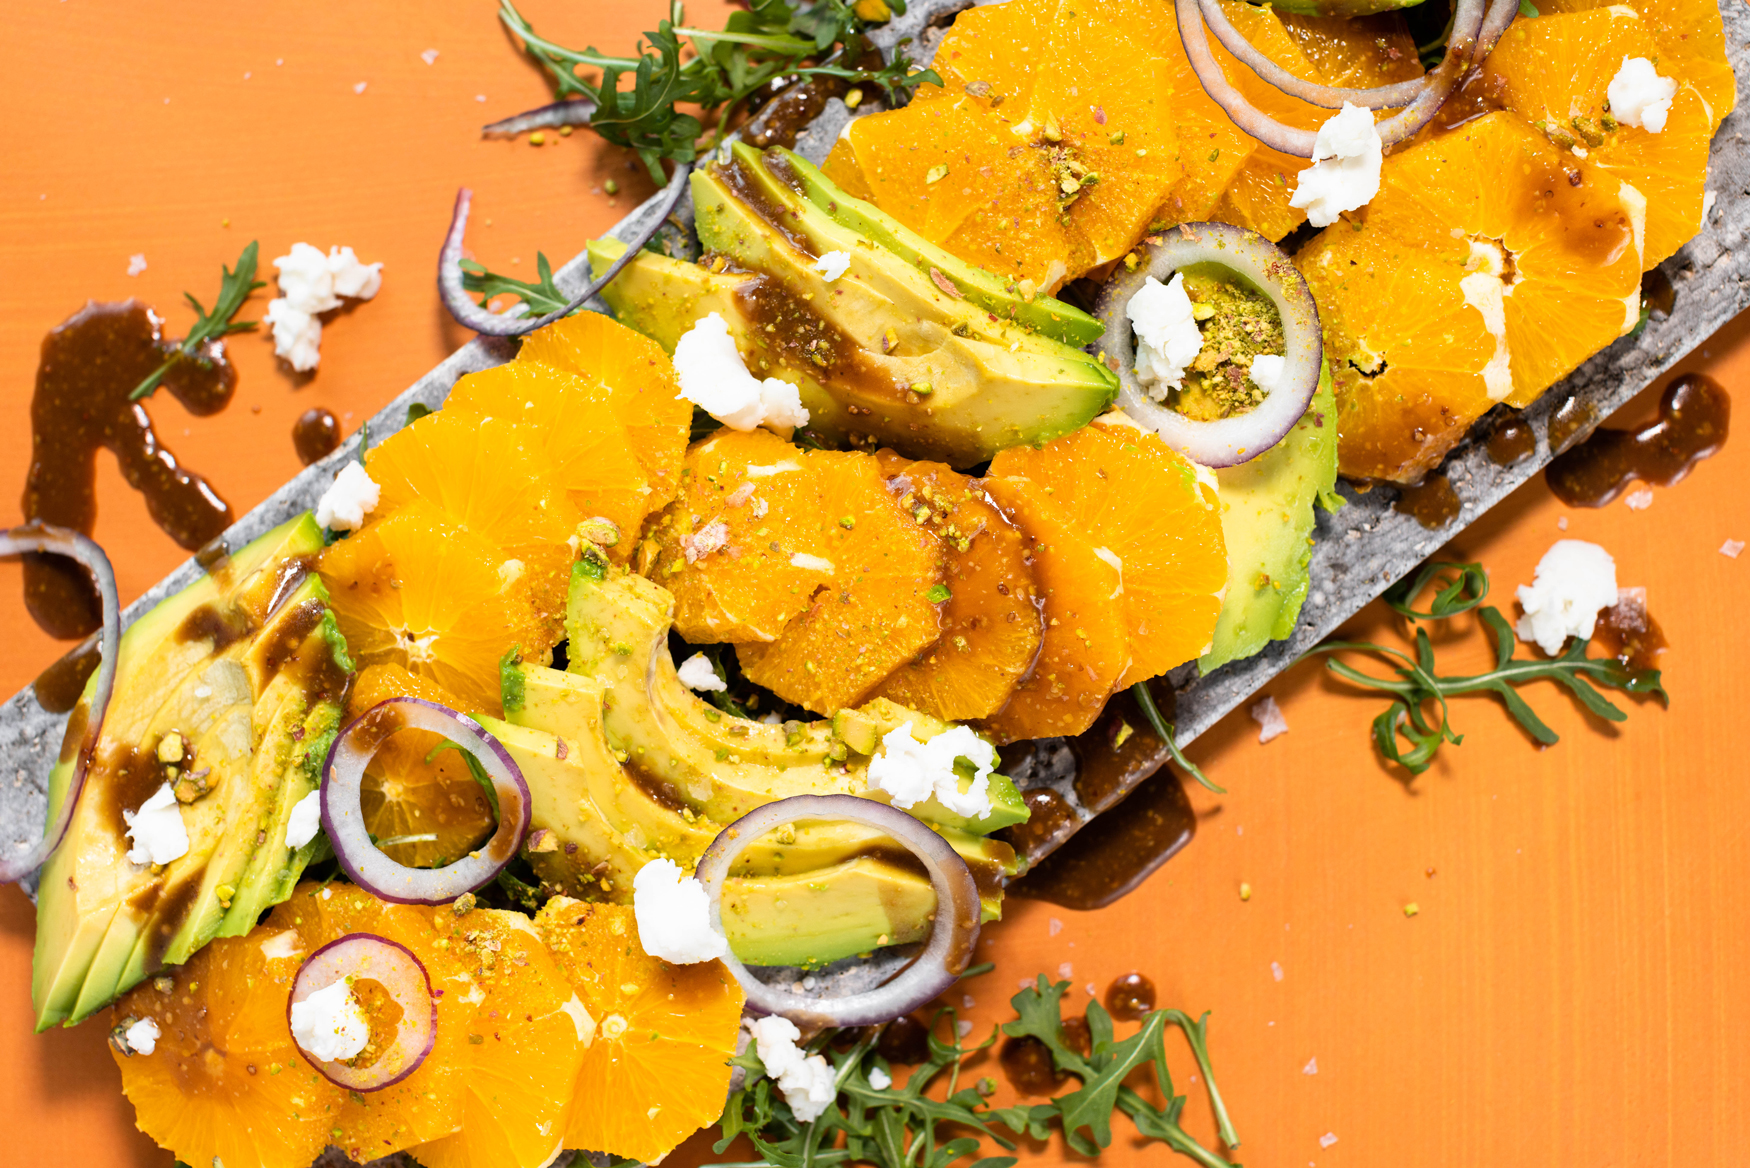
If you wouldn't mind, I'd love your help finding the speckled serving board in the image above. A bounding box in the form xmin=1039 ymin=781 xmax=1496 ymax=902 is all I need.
xmin=4 ymin=0 xmax=1747 ymax=893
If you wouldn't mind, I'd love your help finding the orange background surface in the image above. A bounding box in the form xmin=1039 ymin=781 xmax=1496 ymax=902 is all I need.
xmin=2 ymin=2 xmax=1747 ymax=1165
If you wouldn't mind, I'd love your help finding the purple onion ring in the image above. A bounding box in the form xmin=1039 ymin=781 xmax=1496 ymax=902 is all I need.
xmin=694 ymin=794 xmax=982 ymax=1028
xmin=288 ymin=933 xmax=438 ymax=1091
xmin=1 ymin=524 xmax=119 ymax=884
xmin=482 ymin=97 xmax=598 ymax=137
xmin=1094 ymin=222 xmax=1322 ymax=468
xmin=321 ymin=698 xmax=530 ymax=904
xmin=437 ymin=160 xmax=692 ymax=337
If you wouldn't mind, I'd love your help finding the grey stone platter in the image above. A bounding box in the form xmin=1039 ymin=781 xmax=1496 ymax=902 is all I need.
xmin=4 ymin=0 xmax=1747 ymax=891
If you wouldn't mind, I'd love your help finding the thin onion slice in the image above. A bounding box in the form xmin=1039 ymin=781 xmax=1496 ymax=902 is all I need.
xmin=321 ymin=698 xmax=530 ymax=904
xmin=289 ymin=933 xmax=438 ymax=1091
xmin=482 ymin=97 xmax=598 ymax=137
xmin=1 ymin=524 xmax=120 ymax=884
xmin=1195 ymin=0 xmax=1448 ymax=110
xmin=437 ymin=159 xmax=692 ymax=337
xmin=1094 ymin=221 xmax=1322 ymax=468
xmin=694 ymin=794 xmax=982 ymax=1028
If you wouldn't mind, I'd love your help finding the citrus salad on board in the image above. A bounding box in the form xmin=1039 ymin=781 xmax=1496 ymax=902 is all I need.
xmin=2 ymin=0 xmax=1732 ymax=1164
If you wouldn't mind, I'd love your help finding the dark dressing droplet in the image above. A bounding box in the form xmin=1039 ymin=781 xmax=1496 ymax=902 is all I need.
xmin=1591 ymin=589 xmax=1669 ymax=674
xmin=1000 ymin=1035 xmax=1067 ymax=1096
xmin=292 ymin=407 xmax=342 ymax=466
xmin=32 ymin=637 xmax=101 ymax=714
xmin=1548 ymin=392 xmax=1599 ymax=455
xmin=1394 ymin=474 xmax=1461 ymax=530
xmin=1486 ymin=413 xmax=1536 ymax=467
xmin=875 ymin=1013 xmax=932 ymax=1066
xmin=1546 ymin=373 xmax=1729 ymax=508
xmin=1105 ymin=972 xmax=1157 ymax=1022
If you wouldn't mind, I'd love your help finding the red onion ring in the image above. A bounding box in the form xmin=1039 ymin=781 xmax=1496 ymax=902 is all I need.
xmin=321 ymin=698 xmax=530 ymax=904
xmin=288 ymin=933 xmax=438 ymax=1091
xmin=1175 ymin=0 xmax=1493 ymax=156
xmin=482 ymin=97 xmax=598 ymax=137
xmin=437 ymin=160 xmax=692 ymax=338
xmin=1 ymin=524 xmax=119 ymax=884
xmin=1195 ymin=0 xmax=1446 ymax=110
xmin=693 ymin=794 xmax=982 ymax=1028
xmin=1094 ymin=222 xmax=1322 ymax=468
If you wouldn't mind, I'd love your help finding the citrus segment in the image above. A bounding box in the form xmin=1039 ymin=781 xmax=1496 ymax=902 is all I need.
xmin=977 ymin=475 xmax=1130 ymax=743
xmin=512 ymin=309 xmax=691 ymax=509
xmin=734 ymin=450 xmax=947 ymax=713
xmin=1302 ymin=111 xmax=1644 ymax=482
xmin=1483 ymin=6 xmax=1712 ymax=267
xmin=1540 ymin=0 xmax=1735 ymax=130
xmin=871 ymin=455 xmax=1045 ymax=721
xmin=406 ymin=906 xmax=586 ymax=1168
xmin=989 ymin=419 xmax=1227 ymax=689
xmin=535 ymin=899 xmax=745 ymax=1163
xmin=912 ymin=0 xmax=1046 ymax=109
xmin=320 ymin=502 xmax=548 ymax=713
xmin=1280 ymin=11 xmax=1424 ymax=90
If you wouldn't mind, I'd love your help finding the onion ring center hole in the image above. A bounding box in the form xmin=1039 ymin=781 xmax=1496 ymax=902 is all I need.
xmin=346 ymin=976 xmax=408 ymax=1070
xmin=355 ymin=719 xmax=499 ymax=867
xmin=1131 ymin=261 xmax=1286 ymax=421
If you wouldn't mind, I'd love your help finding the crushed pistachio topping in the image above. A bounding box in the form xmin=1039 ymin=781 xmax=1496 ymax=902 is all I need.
xmin=1158 ymin=270 xmax=1286 ymax=421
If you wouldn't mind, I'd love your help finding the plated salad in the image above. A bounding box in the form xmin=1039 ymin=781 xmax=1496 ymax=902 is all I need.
xmin=2 ymin=0 xmax=1733 ymax=1165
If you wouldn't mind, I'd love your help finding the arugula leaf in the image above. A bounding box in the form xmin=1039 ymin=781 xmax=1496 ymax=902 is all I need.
xmin=424 ymin=740 xmax=501 ymax=820
xmin=131 ymin=242 xmax=266 ymax=401
xmin=1130 ymin=683 xmax=1223 ymax=794
xmin=1384 ymin=559 xmax=1490 ymax=622
xmin=459 ymin=253 xmax=571 ymax=317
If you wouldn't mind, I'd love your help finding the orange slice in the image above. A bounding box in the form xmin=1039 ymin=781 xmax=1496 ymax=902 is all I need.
xmin=1301 ymin=111 xmax=1644 ymax=482
xmin=442 ymin=361 xmax=653 ymax=560
xmin=1279 ymin=11 xmax=1423 ymax=90
xmin=406 ymin=906 xmax=586 ymax=1168
xmin=319 ymin=502 xmax=547 ymax=713
xmin=978 ymin=472 xmax=1130 ymax=743
xmin=513 ymin=309 xmax=692 ymax=509
xmin=535 ymin=899 xmax=745 ymax=1163
xmin=1483 ymin=6 xmax=1712 ymax=267
xmin=1541 ymin=0 xmax=1734 ymax=131
xmin=871 ymin=454 xmax=1045 ymax=721
xmin=988 ymin=419 xmax=1227 ymax=689
xmin=734 ymin=450 xmax=947 ymax=713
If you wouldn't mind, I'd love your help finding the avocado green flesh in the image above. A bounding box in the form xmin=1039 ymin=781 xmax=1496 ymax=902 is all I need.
xmin=761 ymin=145 xmax=1104 ymax=348
xmin=1200 ymin=365 xmax=1340 ymax=673
xmin=722 ymin=856 xmax=936 ymax=968
xmin=32 ymin=514 xmax=348 ymax=1028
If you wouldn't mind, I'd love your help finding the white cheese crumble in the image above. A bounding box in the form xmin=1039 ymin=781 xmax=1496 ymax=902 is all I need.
xmin=632 ymin=858 xmax=728 ymax=964
xmin=748 ymin=1016 xmax=838 ymax=1123
xmin=812 ymin=251 xmax=852 ymax=282
xmin=867 ymin=1065 xmax=892 ymax=1090
xmin=677 ymin=652 xmax=727 ymax=693
xmin=1607 ymin=57 xmax=1677 ymax=133
xmin=123 ymin=1016 xmax=161 ymax=1055
xmin=284 ymin=789 xmax=323 ymax=850
xmin=790 ymin=552 xmax=835 ymax=573
xmin=673 ymin=313 xmax=811 ymax=435
xmin=1460 ymin=239 xmax=1513 ymax=401
xmin=315 ymin=461 xmax=381 ymax=532
xmin=290 ymin=979 xmax=371 ymax=1063
xmin=266 ymin=242 xmax=384 ymax=372
xmin=1250 ymin=695 xmax=1288 ymax=744
xmin=1247 ymin=353 xmax=1285 ymax=394
xmin=1289 ymin=103 xmax=1383 ymax=228
xmin=865 ymin=722 xmax=998 ymax=820
xmin=1128 ymin=272 xmax=1204 ymax=393
xmin=1515 ymin=539 xmax=1618 ymax=655
xmin=124 ymin=783 xmax=189 ymax=866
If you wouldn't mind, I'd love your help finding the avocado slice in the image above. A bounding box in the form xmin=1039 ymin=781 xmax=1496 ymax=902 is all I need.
xmin=1200 ymin=366 xmax=1340 ymax=672
xmin=558 ymin=559 xmax=1027 ymax=834
xmin=722 ymin=855 xmax=936 ymax=968
xmin=670 ymin=146 xmax=1116 ymax=467
xmin=31 ymin=514 xmax=341 ymax=1028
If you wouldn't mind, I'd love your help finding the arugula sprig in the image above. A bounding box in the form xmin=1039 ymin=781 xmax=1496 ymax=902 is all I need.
xmin=1306 ymin=561 xmax=1667 ymax=776
xmin=717 ymin=977 xmax=1239 ymax=1168
xmin=130 ymin=241 xmax=265 ymax=401
xmin=459 ymin=253 xmax=570 ymax=317
xmin=1130 ymin=683 xmax=1222 ymax=795
xmin=498 ymin=0 xmax=940 ymax=182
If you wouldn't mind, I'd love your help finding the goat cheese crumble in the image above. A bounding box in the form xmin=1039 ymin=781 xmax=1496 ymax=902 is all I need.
xmin=266 ymin=243 xmax=384 ymax=372
xmin=677 ymin=652 xmax=727 ymax=693
xmin=1607 ymin=57 xmax=1677 ymax=134
xmin=123 ymin=1016 xmax=161 ymax=1056
xmin=124 ymin=783 xmax=189 ymax=866
xmin=748 ymin=1015 xmax=838 ymax=1122
xmin=812 ymin=250 xmax=852 ymax=282
xmin=1128 ymin=272 xmax=1204 ymax=392
xmin=865 ymin=722 xmax=998 ymax=820
xmin=284 ymin=789 xmax=323 ymax=850
xmin=315 ymin=461 xmax=381 ymax=532
xmin=1247 ymin=352 xmax=1285 ymax=394
xmin=1515 ymin=539 xmax=1618 ymax=655
xmin=1289 ymin=103 xmax=1383 ymax=228
xmin=632 ymin=858 xmax=729 ymax=964
xmin=290 ymin=979 xmax=371 ymax=1063
xmin=673 ymin=313 xmax=811 ymax=435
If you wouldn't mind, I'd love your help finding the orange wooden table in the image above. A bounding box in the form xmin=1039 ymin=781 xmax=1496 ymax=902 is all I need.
xmin=2 ymin=3 xmax=1746 ymax=1165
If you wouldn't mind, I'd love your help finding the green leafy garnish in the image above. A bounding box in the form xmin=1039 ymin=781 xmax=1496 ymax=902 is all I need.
xmin=426 ymin=741 xmax=501 ymax=821
xmin=1306 ymin=561 xmax=1667 ymax=775
xmin=131 ymin=242 xmax=266 ymax=401
xmin=1129 ymin=683 xmax=1222 ymax=794
xmin=498 ymin=0 xmax=941 ymax=182
xmin=718 ymin=976 xmax=1239 ymax=1168
xmin=459 ymin=252 xmax=571 ymax=317
xmin=500 ymin=646 xmax=526 ymax=715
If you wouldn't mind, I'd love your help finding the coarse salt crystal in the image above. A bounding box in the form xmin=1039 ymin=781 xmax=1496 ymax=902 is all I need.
xmin=1721 ymin=539 xmax=1744 ymax=559
xmin=1048 ymin=917 xmax=1063 ymax=937
xmin=127 ymin=253 xmax=147 ymax=277
xmin=353 ymin=81 xmax=368 ymax=94
xmin=1271 ymin=961 xmax=1284 ymax=982
xmin=1320 ymin=1133 xmax=1338 ymax=1149
xmin=421 ymin=49 xmax=440 ymax=65
xmin=1624 ymin=486 xmax=1654 ymax=511
xmin=1303 ymin=1057 xmax=1318 ymax=1074
xmin=1058 ymin=962 xmax=1073 ymax=979
xmin=1252 ymin=695 xmax=1289 ymax=743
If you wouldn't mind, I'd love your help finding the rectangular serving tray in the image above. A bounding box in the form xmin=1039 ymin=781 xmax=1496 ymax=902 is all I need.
xmin=4 ymin=0 xmax=1747 ymax=885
